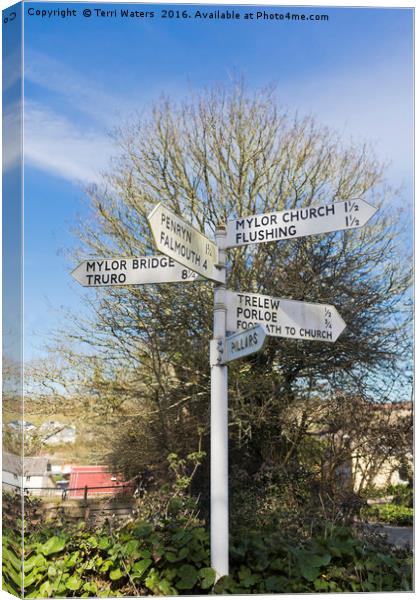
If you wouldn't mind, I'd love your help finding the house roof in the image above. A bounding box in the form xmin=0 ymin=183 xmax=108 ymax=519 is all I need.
xmin=44 ymin=426 xmax=76 ymax=442
xmin=24 ymin=456 xmax=51 ymax=476
xmin=68 ymin=466 xmax=131 ymax=497
xmin=2 ymin=452 xmax=50 ymax=476
xmin=7 ymin=420 xmax=35 ymax=430
xmin=2 ymin=452 xmax=22 ymax=475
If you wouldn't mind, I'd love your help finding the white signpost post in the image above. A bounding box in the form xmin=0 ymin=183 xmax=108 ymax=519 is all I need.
xmin=148 ymin=203 xmax=225 ymax=283
xmin=226 ymin=199 xmax=378 ymax=248
xmin=226 ymin=291 xmax=346 ymax=343
xmin=72 ymin=198 xmax=377 ymax=582
xmin=71 ymin=255 xmax=200 ymax=287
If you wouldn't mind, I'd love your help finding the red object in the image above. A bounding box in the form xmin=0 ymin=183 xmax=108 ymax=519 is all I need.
xmin=68 ymin=466 xmax=133 ymax=498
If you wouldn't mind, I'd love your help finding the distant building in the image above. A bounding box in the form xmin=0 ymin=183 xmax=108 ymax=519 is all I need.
xmin=43 ymin=425 xmax=76 ymax=446
xmin=2 ymin=452 xmax=21 ymax=491
xmin=352 ymin=401 xmax=413 ymax=491
xmin=2 ymin=452 xmax=54 ymax=495
xmin=7 ymin=420 xmax=35 ymax=431
xmin=307 ymin=399 xmax=412 ymax=493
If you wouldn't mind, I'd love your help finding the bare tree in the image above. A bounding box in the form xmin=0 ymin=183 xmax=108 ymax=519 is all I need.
xmin=35 ymin=82 xmax=412 ymax=517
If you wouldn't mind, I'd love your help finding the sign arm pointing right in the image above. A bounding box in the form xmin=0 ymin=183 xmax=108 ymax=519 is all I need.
xmin=226 ymin=199 xmax=378 ymax=248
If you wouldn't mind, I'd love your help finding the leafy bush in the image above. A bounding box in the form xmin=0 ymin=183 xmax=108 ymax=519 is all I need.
xmin=2 ymin=453 xmax=413 ymax=597
xmin=362 ymin=503 xmax=413 ymax=526
xmin=387 ymin=484 xmax=413 ymax=508
xmin=362 ymin=483 xmax=413 ymax=508
xmin=10 ymin=521 xmax=213 ymax=597
xmin=222 ymin=524 xmax=412 ymax=593
xmin=2 ymin=520 xmax=412 ymax=597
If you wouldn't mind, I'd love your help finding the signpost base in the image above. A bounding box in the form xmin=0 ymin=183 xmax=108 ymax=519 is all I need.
xmin=210 ymin=360 xmax=229 ymax=579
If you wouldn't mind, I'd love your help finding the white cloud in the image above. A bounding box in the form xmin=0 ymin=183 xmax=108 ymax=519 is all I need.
xmin=22 ymin=47 xmax=412 ymax=189
xmin=24 ymin=102 xmax=113 ymax=184
xmin=25 ymin=49 xmax=133 ymax=127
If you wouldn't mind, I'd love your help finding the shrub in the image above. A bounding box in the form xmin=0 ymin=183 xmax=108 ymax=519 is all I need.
xmin=217 ymin=525 xmax=412 ymax=593
xmin=362 ymin=503 xmax=413 ymax=526
xmin=387 ymin=484 xmax=413 ymax=508
xmin=2 ymin=519 xmax=412 ymax=597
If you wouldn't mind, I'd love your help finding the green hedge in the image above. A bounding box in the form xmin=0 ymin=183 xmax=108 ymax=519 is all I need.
xmin=362 ymin=503 xmax=413 ymax=526
xmin=2 ymin=521 xmax=412 ymax=596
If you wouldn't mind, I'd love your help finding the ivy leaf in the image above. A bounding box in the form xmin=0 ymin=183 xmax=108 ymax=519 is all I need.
xmin=38 ymin=580 xmax=53 ymax=597
xmin=265 ymin=575 xmax=286 ymax=592
xmin=132 ymin=558 xmax=152 ymax=579
xmin=99 ymin=559 xmax=113 ymax=573
xmin=238 ymin=566 xmax=259 ymax=588
xmin=178 ymin=546 xmax=189 ymax=561
xmin=98 ymin=537 xmax=110 ymax=550
xmin=83 ymin=581 xmax=98 ymax=594
xmin=145 ymin=568 xmax=159 ymax=593
xmin=297 ymin=550 xmax=332 ymax=581
xmin=213 ymin=575 xmax=238 ymax=594
xmin=66 ymin=575 xmax=82 ymax=591
xmin=176 ymin=564 xmax=198 ymax=590
xmin=40 ymin=536 xmax=66 ymax=556
xmin=123 ymin=540 xmax=139 ymax=556
xmin=159 ymin=579 xmax=176 ymax=595
xmin=110 ymin=568 xmax=124 ymax=581
xmin=199 ymin=567 xmax=216 ymax=589
xmin=165 ymin=551 xmax=178 ymax=563
xmin=64 ymin=552 xmax=80 ymax=567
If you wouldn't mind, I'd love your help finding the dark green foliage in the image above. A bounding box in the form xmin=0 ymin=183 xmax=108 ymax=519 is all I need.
xmin=3 ymin=520 xmax=412 ymax=596
xmin=2 ymin=456 xmax=413 ymax=597
xmin=387 ymin=484 xmax=413 ymax=508
xmin=360 ymin=483 xmax=413 ymax=526
xmin=3 ymin=517 xmax=214 ymax=597
xmin=217 ymin=525 xmax=412 ymax=594
xmin=362 ymin=503 xmax=413 ymax=526
xmin=363 ymin=483 xmax=413 ymax=507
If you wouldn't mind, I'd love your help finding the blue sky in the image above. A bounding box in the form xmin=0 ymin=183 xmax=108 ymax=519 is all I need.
xmin=17 ymin=2 xmax=413 ymax=360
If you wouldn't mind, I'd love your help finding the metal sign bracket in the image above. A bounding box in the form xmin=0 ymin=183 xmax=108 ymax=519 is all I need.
xmin=210 ymin=338 xmax=226 ymax=366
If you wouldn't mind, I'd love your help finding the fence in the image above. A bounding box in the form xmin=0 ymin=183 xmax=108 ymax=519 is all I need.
xmin=4 ymin=482 xmax=136 ymax=501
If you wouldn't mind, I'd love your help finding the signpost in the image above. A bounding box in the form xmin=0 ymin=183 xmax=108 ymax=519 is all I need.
xmin=226 ymin=199 xmax=378 ymax=248
xmin=211 ymin=325 xmax=267 ymax=364
xmin=72 ymin=197 xmax=376 ymax=581
xmin=148 ymin=203 xmax=225 ymax=283
xmin=71 ymin=255 xmax=200 ymax=287
xmin=226 ymin=290 xmax=346 ymax=342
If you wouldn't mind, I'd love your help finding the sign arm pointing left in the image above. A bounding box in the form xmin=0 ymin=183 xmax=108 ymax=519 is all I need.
xmin=71 ymin=255 xmax=203 ymax=287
